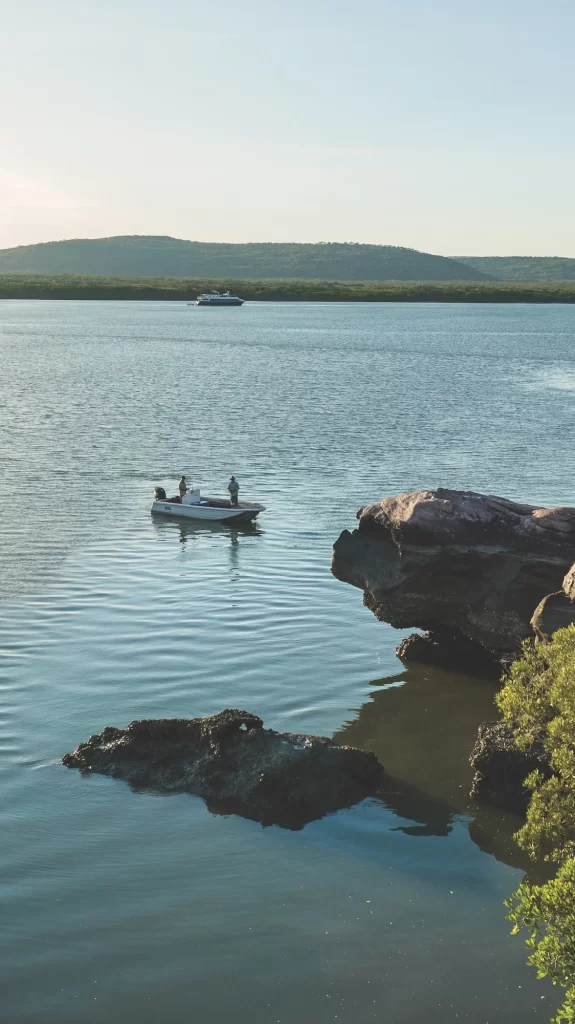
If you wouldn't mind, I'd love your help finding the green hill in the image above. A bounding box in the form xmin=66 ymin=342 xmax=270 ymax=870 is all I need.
xmin=0 ymin=236 xmax=492 ymax=282
xmin=4 ymin=236 xmax=573 ymax=282
xmin=457 ymin=256 xmax=575 ymax=281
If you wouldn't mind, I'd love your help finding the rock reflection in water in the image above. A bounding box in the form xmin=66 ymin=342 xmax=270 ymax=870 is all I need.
xmin=335 ymin=663 xmax=533 ymax=871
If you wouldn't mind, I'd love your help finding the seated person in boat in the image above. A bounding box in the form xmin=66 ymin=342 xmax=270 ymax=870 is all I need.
xmin=228 ymin=475 xmax=240 ymax=507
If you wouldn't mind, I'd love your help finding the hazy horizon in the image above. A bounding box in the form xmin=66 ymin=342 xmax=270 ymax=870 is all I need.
xmin=3 ymin=0 xmax=575 ymax=256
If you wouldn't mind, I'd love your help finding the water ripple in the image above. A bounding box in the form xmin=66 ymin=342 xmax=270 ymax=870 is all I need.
xmin=1 ymin=300 xmax=570 ymax=1023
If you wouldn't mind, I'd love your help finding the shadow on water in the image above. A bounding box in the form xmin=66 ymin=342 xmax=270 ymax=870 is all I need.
xmin=335 ymin=663 xmax=542 ymax=874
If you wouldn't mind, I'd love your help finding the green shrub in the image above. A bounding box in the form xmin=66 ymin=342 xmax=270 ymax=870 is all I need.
xmin=506 ymin=862 xmax=575 ymax=1023
xmin=498 ymin=626 xmax=575 ymax=1021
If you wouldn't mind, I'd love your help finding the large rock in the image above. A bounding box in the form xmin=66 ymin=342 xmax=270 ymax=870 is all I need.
xmin=469 ymin=721 xmax=550 ymax=814
xmin=531 ymin=562 xmax=575 ymax=641
xmin=62 ymin=709 xmax=385 ymax=830
xmin=531 ymin=591 xmax=575 ymax=641
xmin=332 ymin=488 xmax=575 ymax=664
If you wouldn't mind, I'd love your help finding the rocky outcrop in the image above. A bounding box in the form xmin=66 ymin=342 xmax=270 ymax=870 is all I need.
xmin=531 ymin=591 xmax=575 ymax=641
xmin=62 ymin=709 xmax=385 ymax=830
xmin=469 ymin=721 xmax=550 ymax=814
xmin=332 ymin=488 xmax=575 ymax=665
xmin=395 ymin=631 xmax=498 ymax=674
xmin=531 ymin=561 xmax=575 ymax=641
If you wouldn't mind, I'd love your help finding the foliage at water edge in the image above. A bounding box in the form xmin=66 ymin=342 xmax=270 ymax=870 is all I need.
xmin=498 ymin=626 xmax=575 ymax=1022
xmin=2 ymin=274 xmax=575 ymax=302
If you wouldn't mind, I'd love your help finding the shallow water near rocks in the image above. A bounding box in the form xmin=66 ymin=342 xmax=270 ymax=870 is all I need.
xmin=2 ymin=299 xmax=575 ymax=1022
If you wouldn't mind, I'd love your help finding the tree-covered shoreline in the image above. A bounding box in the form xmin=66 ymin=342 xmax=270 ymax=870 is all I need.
xmin=498 ymin=628 xmax=575 ymax=1023
xmin=2 ymin=274 xmax=575 ymax=303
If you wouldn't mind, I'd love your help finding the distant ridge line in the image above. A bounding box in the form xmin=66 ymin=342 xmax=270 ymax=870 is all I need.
xmin=1 ymin=236 xmax=574 ymax=281
xmin=0 ymin=236 xmax=492 ymax=282
xmin=456 ymin=255 xmax=575 ymax=282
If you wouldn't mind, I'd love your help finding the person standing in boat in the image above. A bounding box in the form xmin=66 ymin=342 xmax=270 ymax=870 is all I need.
xmin=227 ymin=475 xmax=240 ymax=507
xmin=178 ymin=475 xmax=187 ymax=499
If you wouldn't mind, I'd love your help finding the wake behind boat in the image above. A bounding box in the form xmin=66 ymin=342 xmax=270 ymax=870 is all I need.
xmin=152 ymin=486 xmax=265 ymax=522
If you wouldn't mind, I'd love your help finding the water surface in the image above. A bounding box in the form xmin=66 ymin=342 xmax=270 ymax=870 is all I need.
xmin=2 ymin=300 xmax=574 ymax=1022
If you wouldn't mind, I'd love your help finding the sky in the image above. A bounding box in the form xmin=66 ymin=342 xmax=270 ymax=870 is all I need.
xmin=2 ymin=0 xmax=575 ymax=255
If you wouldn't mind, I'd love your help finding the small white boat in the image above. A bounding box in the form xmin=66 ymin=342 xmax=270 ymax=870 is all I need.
xmin=195 ymin=291 xmax=244 ymax=307
xmin=151 ymin=487 xmax=265 ymax=522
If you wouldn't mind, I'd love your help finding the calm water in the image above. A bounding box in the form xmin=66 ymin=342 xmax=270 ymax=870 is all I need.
xmin=2 ymin=300 xmax=574 ymax=1023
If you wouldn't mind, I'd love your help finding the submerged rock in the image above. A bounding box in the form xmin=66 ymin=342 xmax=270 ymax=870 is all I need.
xmin=395 ymin=630 xmax=499 ymax=675
xmin=332 ymin=488 xmax=575 ymax=665
xmin=62 ymin=709 xmax=385 ymax=830
xmin=469 ymin=721 xmax=550 ymax=814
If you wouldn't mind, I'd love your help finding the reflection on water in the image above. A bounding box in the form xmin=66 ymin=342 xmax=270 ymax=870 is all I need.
xmin=151 ymin=516 xmax=264 ymax=577
xmin=336 ymin=665 xmax=531 ymax=870
xmin=151 ymin=514 xmax=263 ymax=546
xmin=525 ymin=368 xmax=575 ymax=392
xmin=337 ymin=664 xmax=499 ymax=812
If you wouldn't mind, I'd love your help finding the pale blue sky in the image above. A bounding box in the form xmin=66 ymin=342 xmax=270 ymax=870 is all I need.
xmin=2 ymin=0 xmax=574 ymax=254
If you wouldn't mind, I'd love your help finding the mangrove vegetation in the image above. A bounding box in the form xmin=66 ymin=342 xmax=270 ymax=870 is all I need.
xmin=3 ymin=274 xmax=575 ymax=303
xmin=498 ymin=626 xmax=575 ymax=1023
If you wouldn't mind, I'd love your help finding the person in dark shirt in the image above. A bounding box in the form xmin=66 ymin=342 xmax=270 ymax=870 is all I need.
xmin=227 ymin=475 xmax=240 ymax=507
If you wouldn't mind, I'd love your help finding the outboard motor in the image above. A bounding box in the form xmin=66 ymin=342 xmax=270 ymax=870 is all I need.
xmin=154 ymin=486 xmax=167 ymax=500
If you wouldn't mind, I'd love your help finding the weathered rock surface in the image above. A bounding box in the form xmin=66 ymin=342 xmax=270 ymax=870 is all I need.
xmin=395 ymin=630 xmax=498 ymax=674
xmin=531 ymin=561 xmax=575 ymax=641
xmin=531 ymin=591 xmax=575 ymax=641
xmin=469 ymin=721 xmax=550 ymax=814
xmin=62 ymin=709 xmax=385 ymax=830
xmin=332 ymin=488 xmax=575 ymax=664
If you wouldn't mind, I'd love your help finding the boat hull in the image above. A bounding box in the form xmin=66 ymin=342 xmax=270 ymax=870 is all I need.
xmin=196 ymin=299 xmax=244 ymax=306
xmin=151 ymin=500 xmax=263 ymax=522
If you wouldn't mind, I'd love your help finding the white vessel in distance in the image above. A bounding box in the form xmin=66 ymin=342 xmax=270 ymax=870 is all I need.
xmin=151 ymin=486 xmax=265 ymax=522
xmin=195 ymin=290 xmax=244 ymax=307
